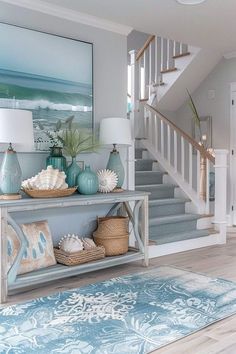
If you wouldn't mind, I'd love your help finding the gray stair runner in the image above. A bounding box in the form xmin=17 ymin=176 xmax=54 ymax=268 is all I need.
xmin=135 ymin=148 xmax=210 ymax=244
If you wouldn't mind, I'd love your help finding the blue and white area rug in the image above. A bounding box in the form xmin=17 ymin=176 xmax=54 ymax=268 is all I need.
xmin=1 ymin=266 xmax=236 ymax=354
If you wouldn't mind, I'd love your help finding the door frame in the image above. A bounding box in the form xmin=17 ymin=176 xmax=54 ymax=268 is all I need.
xmin=230 ymin=82 xmax=236 ymax=225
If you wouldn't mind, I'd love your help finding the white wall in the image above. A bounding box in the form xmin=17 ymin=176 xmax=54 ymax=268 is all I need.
xmin=0 ymin=2 xmax=128 ymax=179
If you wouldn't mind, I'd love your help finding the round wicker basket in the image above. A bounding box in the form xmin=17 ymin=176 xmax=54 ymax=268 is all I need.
xmin=93 ymin=233 xmax=129 ymax=256
xmin=95 ymin=216 xmax=129 ymax=238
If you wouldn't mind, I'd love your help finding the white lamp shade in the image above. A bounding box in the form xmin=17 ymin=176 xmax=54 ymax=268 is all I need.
xmin=0 ymin=109 xmax=34 ymax=149
xmin=99 ymin=118 xmax=132 ymax=146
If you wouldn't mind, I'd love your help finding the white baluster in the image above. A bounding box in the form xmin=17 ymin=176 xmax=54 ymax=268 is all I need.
xmin=174 ymin=41 xmax=180 ymax=57
xmin=181 ymin=137 xmax=185 ymax=180
xmin=144 ymin=107 xmax=148 ymax=138
xmin=149 ymin=42 xmax=152 ymax=96
xmin=148 ymin=112 xmax=153 ymax=144
xmin=174 ymin=130 xmax=177 ymax=171
xmin=167 ymin=125 xmax=171 ymax=163
xmin=189 ymin=144 xmax=193 ymax=187
xmin=143 ymin=50 xmax=147 ymax=98
xmin=155 ymin=36 xmax=162 ymax=85
xmin=138 ymin=59 xmax=142 ymax=99
xmin=214 ymin=150 xmax=228 ymax=243
xmin=161 ymin=38 xmax=167 ymax=72
xmin=206 ymin=158 xmax=210 ymax=214
xmin=154 ymin=114 xmax=158 ymax=150
xmin=167 ymin=39 xmax=174 ymax=70
xmin=160 ymin=120 xmax=164 ymax=155
xmin=197 ymin=150 xmax=200 ymax=197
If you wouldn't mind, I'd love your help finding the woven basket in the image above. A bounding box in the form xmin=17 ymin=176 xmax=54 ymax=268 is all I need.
xmin=93 ymin=233 xmax=129 ymax=256
xmin=95 ymin=216 xmax=129 ymax=238
xmin=22 ymin=187 xmax=77 ymax=198
xmin=54 ymin=246 xmax=105 ymax=266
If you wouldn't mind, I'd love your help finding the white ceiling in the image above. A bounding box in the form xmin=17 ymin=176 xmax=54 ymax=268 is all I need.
xmin=39 ymin=0 xmax=236 ymax=54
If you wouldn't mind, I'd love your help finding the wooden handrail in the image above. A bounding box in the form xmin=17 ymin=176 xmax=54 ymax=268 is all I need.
xmin=145 ymin=104 xmax=215 ymax=163
xmin=136 ymin=35 xmax=155 ymax=61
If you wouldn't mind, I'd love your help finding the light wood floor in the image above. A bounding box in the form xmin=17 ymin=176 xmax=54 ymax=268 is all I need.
xmin=8 ymin=230 xmax=236 ymax=354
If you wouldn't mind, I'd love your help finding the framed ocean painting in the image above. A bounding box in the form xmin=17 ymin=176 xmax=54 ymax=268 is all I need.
xmin=0 ymin=22 xmax=93 ymax=151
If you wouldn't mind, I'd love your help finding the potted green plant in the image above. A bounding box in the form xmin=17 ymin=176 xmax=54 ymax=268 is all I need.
xmin=187 ymin=89 xmax=207 ymax=149
xmin=58 ymin=129 xmax=99 ymax=187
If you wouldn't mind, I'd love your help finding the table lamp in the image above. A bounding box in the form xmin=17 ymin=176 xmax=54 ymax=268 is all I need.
xmin=99 ymin=117 xmax=132 ymax=190
xmin=0 ymin=109 xmax=34 ymax=199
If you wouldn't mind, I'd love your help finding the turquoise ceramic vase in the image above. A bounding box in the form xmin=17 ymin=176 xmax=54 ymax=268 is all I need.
xmin=77 ymin=165 xmax=98 ymax=195
xmin=46 ymin=146 xmax=66 ymax=172
xmin=66 ymin=157 xmax=81 ymax=187
xmin=0 ymin=147 xmax=22 ymax=194
xmin=106 ymin=150 xmax=124 ymax=188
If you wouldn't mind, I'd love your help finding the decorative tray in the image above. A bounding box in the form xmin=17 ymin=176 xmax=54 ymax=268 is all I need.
xmin=22 ymin=187 xmax=77 ymax=198
xmin=54 ymin=246 xmax=105 ymax=266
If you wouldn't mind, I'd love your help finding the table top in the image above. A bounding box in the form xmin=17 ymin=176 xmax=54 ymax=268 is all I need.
xmin=0 ymin=190 xmax=150 ymax=211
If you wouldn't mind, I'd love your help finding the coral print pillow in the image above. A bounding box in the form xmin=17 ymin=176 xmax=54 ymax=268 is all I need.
xmin=7 ymin=220 xmax=56 ymax=275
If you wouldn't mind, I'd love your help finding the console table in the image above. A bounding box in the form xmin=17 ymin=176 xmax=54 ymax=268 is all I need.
xmin=0 ymin=190 xmax=149 ymax=303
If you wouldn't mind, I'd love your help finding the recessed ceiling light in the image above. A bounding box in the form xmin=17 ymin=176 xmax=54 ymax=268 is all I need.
xmin=177 ymin=0 xmax=206 ymax=4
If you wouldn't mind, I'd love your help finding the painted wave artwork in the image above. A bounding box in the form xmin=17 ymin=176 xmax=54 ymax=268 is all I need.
xmin=1 ymin=266 xmax=236 ymax=353
xmin=0 ymin=68 xmax=93 ymax=151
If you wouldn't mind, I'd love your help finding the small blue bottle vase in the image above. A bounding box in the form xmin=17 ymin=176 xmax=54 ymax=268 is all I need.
xmin=0 ymin=147 xmax=22 ymax=194
xmin=66 ymin=157 xmax=81 ymax=188
xmin=77 ymin=165 xmax=99 ymax=195
xmin=46 ymin=146 xmax=66 ymax=172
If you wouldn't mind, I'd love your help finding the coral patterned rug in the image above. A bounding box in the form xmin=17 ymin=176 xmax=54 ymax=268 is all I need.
xmin=1 ymin=266 xmax=236 ymax=353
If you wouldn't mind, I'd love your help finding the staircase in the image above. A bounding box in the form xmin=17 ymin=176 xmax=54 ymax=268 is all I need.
xmin=127 ymin=33 xmax=228 ymax=257
xmin=135 ymin=147 xmax=211 ymax=247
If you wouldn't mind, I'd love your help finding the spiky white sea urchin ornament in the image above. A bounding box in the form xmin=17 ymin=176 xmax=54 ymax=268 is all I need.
xmin=97 ymin=169 xmax=118 ymax=193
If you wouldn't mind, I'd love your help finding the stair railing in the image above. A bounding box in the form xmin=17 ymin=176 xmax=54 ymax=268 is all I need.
xmin=142 ymin=104 xmax=228 ymax=243
xmin=135 ymin=34 xmax=189 ymax=100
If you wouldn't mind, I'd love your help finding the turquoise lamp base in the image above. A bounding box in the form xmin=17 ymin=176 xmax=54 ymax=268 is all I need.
xmin=0 ymin=144 xmax=22 ymax=199
xmin=106 ymin=146 xmax=125 ymax=189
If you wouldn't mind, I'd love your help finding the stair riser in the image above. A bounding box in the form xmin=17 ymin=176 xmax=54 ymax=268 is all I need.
xmin=147 ymin=187 xmax=175 ymax=200
xmin=135 ymin=173 xmax=163 ymax=185
xmin=135 ymin=160 xmax=153 ymax=171
xmin=149 ymin=230 xmax=208 ymax=245
xmin=149 ymin=202 xmax=185 ymax=218
xmin=135 ymin=149 xmax=145 ymax=159
xmin=150 ymin=219 xmax=197 ymax=237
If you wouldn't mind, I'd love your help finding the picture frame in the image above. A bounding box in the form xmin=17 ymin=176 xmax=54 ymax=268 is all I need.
xmin=0 ymin=22 xmax=94 ymax=152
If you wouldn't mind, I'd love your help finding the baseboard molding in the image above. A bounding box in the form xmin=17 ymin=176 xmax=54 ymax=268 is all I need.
xmin=148 ymin=233 xmax=221 ymax=258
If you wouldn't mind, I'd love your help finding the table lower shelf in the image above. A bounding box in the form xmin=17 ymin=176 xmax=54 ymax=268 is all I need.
xmin=9 ymin=250 xmax=144 ymax=291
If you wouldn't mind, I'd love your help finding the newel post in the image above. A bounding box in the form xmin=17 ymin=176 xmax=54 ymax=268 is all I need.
xmin=127 ymin=50 xmax=138 ymax=190
xmin=214 ymin=149 xmax=228 ymax=243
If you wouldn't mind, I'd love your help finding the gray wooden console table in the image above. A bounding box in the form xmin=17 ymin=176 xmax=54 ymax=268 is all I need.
xmin=0 ymin=190 xmax=149 ymax=303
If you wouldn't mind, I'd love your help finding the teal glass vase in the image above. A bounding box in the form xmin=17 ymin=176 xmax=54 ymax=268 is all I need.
xmin=0 ymin=147 xmax=22 ymax=194
xmin=66 ymin=157 xmax=81 ymax=188
xmin=77 ymin=165 xmax=98 ymax=195
xmin=46 ymin=146 xmax=66 ymax=172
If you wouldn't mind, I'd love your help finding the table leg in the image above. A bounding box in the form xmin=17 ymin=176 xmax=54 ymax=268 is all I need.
xmin=0 ymin=207 xmax=8 ymax=303
xmin=141 ymin=196 xmax=149 ymax=267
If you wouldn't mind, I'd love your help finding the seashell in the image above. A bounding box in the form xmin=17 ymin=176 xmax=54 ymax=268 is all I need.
xmin=22 ymin=166 xmax=68 ymax=190
xmin=97 ymin=169 xmax=118 ymax=193
xmin=58 ymin=234 xmax=84 ymax=253
xmin=82 ymin=237 xmax=96 ymax=250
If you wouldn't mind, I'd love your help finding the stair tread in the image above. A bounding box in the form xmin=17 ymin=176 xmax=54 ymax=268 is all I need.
xmin=149 ymin=229 xmax=210 ymax=243
xmin=149 ymin=213 xmax=200 ymax=226
xmin=149 ymin=198 xmax=190 ymax=206
xmin=136 ymin=183 xmax=176 ymax=189
xmin=135 ymin=171 xmax=165 ymax=175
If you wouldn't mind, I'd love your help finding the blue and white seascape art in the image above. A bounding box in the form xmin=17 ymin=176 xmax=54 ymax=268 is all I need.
xmin=0 ymin=22 xmax=93 ymax=151
xmin=1 ymin=266 xmax=236 ymax=353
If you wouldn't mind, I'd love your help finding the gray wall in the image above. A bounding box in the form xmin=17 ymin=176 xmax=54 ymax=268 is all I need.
xmin=176 ymin=57 xmax=235 ymax=150
xmin=0 ymin=3 xmax=128 ymax=240
xmin=0 ymin=2 xmax=128 ymax=179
